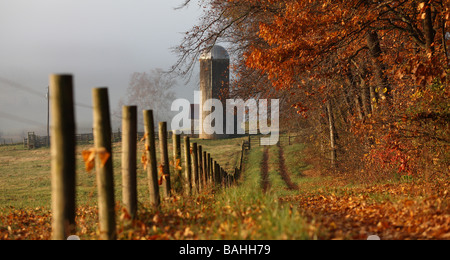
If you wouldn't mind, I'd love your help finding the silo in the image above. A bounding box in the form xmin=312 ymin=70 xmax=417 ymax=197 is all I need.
xmin=199 ymin=45 xmax=230 ymax=139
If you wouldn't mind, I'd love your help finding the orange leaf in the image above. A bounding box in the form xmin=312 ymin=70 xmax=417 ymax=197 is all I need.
xmin=171 ymin=159 xmax=182 ymax=171
xmin=141 ymin=154 xmax=148 ymax=170
xmin=82 ymin=150 xmax=96 ymax=172
xmin=81 ymin=148 xmax=111 ymax=173
xmin=158 ymin=164 xmax=169 ymax=185
xmin=96 ymin=148 xmax=111 ymax=168
xmin=176 ymin=159 xmax=182 ymax=171
xmin=140 ymin=133 xmax=148 ymax=142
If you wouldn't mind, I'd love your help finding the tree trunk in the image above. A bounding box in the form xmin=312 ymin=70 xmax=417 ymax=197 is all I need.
xmin=367 ymin=31 xmax=391 ymax=103
xmin=326 ymin=99 xmax=337 ymax=167
xmin=423 ymin=1 xmax=436 ymax=54
xmin=347 ymin=71 xmax=364 ymax=120
xmin=361 ymin=82 xmax=372 ymax=116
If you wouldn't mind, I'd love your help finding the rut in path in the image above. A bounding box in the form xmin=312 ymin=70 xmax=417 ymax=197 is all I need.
xmin=261 ymin=147 xmax=270 ymax=193
xmin=277 ymin=143 xmax=299 ymax=190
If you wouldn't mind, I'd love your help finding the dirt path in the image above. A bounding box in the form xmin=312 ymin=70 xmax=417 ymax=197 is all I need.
xmin=277 ymin=143 xmax=299 ymax=190
xmin=261 ymin=147 xmax=270 ymax=193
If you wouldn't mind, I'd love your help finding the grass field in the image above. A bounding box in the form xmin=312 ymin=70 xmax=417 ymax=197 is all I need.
xmin=0 ymin=136 xmax=248 ymax=210
xmin=0 ymin=136 xmax=449 ymax=240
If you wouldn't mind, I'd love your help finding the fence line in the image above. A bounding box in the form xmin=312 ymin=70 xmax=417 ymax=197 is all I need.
xmin=21 ymin=130 xmax=180 ymax=150
xmin=0 ymin=138 xmax=20 ymax=146
xmin=50 ymin=75 xmax=247 ymax=240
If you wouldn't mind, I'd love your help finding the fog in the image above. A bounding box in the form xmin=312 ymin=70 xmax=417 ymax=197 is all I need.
xmin=0 ymin=0 xmax=201 ymax=140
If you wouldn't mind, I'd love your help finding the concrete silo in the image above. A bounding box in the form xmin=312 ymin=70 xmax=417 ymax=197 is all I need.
xmin=199 ymin=45 xmax=230 ymax=139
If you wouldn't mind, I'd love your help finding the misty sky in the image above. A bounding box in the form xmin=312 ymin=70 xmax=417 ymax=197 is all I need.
xmin=0 ymin=0 xmax=202 ymax=137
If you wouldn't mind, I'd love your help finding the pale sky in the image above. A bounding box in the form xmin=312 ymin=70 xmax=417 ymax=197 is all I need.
xmin=0 ymin=0 xmax=202 ymax=137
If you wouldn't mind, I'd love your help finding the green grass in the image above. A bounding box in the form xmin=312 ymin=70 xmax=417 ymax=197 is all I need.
xmin=0 ymin=137 xmax=248 ymax=210
xmin=283 ymin=143 xmax=310 ymax=177
xmin=210 ymin=145 xmax=309 ymax=240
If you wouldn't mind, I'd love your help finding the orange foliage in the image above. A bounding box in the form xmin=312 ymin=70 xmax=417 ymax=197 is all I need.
xmin=216 ymin=0 xmax=450 ymax=177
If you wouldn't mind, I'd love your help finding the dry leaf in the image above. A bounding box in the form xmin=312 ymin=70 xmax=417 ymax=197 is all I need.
xmin=140 ymin=133 xmax=148 ymax=142
xmin=158 ymin=164 xmax=169 ymax=185
xmin=175 ymin=159 xmax=182 ymax=171
xmin=97 ymin=148 xmax=111 ymax=167
xmin=81 ymin=148 xmax=110 ymax=173
xmin=82 ymin=150 xmax=96 ymax=172
xmin=141 ymin=154 xmax=148 ymax=170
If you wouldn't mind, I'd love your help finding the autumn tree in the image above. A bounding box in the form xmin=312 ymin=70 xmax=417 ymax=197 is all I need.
xmin=175 ymin=0 xmax=450 ymax=178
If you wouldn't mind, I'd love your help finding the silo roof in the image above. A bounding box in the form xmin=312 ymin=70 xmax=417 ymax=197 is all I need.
xmin=200 ymin=45 xmax=230 ymax=60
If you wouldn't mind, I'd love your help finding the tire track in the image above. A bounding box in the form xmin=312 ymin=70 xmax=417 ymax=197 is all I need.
xmin=277 ymin=143 xmax=299 ymax=190
xmin=261 ymin=147 xmax=270 ymax=193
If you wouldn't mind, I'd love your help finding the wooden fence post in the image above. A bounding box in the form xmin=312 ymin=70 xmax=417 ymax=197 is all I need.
xmin=225 ymin=170 xmax=230 ymax=188
xmin=209 ymin=156 xmax=213 ymax=185
xmin=206 ymin=153 xmax=211 ymax=185
xmin=92 ymin=88 xmax=116 ymax=240
xmin=220 ymin=167 xmax=224 ymax=187
xmin=218 ymin=164 xmax=223 ymax=187
xmin=50 ymin=74 xmax=76 ymax=240
xmin=212 ymin=160 xmax=216 ymax=185
xmin=214 ymin=161 xmax=220 ymax=187
xmin=159 ymin=122 xmax=171 ymax=198
xmin=198 ymin=145 xmax=203 ymax=192
xmin=172 ymin=133 xmax=182 ymax=194
xmin=183 ymin=137 xmax=192 ymax=196
xmin=202 ymin=151 xmax=207 ymax=188
xmin=143 ymin=110 xmax=161 ymax=210
xmin=221 ymin=167 xmax=225 ymax=187
xmin=192 ymin=143 xmax=199 ymax=194
xmin=122 ymin=106 xmax=137 ymax=219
